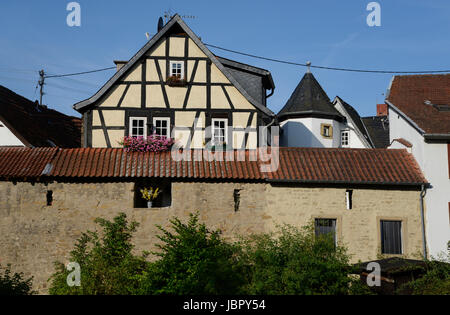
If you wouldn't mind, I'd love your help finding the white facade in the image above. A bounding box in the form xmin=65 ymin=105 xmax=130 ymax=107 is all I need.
xmin=280 ymin=117 xmax=341 ymax=148
xmin=0 ymin=119 xmax=25 ymax=146
xmin=388 ymin=106 xmax=450 ymax=258
xmin=333 ymin=99 xmax=372 ymax=149
xmin=280 ymin=117 xmax=369 ymax=149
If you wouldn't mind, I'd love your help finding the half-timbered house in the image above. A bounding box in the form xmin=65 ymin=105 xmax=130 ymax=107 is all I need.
xmin=74 ymin=14 xmax=275 ymax=149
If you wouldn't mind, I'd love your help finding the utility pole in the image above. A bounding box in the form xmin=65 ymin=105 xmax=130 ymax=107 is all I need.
xmin=38 ymin=69 xmax=45 ymax=105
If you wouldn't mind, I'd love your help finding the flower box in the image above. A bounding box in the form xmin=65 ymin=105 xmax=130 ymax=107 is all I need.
xmin=166 ymin=75 xmax=187 ymax=87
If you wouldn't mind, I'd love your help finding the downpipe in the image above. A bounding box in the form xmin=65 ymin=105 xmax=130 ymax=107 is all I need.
xmin=420 ymin=184 xmax=428 ymax=260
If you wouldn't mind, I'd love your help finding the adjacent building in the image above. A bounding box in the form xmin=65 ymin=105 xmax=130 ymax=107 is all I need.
xmin=278 ymin=71 xmax=376 ymax=149
xmin=74 ymin=14 xmax=275 ymax=150
xmin=386 ymin=74 xmax=450 ymax=257
xmin=0 ymin=85 xmax=81 ymax=148
xmin=0 ymin=146 xmax=428 ymax=292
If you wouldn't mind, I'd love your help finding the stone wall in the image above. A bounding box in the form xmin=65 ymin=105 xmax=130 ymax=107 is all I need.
xmin=0 ymin=180 xmax=424 ymax=293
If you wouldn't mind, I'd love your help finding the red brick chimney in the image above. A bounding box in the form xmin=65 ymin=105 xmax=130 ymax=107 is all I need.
xmin=377 ymin=104 xmax=388 ymax=116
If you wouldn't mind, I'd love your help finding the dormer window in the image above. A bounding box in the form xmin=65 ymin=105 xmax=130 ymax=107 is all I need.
xmin=341 ymin=130 xmax=349 ymax=147
xmin=170 ymin=61 xmax=184 ymax=79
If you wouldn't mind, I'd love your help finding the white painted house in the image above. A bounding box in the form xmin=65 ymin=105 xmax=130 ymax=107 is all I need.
xmin=386 ymin=74 xmax=450 ymax=258
xmin=278 ymin=71 xmax=374 ymax=149
xmin=0 ymin=119 xmax=25 ymax=146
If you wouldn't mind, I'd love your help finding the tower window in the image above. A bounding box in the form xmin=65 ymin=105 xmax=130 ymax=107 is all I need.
xmin=321 ymin=124 xmax=333 ymax=138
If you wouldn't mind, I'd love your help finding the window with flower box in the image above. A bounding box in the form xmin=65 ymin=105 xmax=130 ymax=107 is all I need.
xmin=129 ymin=117 xmax=147 ymax=138
xmin=153 ymin=117 xmax=171 ymax=138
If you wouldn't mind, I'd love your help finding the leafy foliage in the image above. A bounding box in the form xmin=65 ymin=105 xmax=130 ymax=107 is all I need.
xmin=48 ymin=213 xmax=147 ymax=295
xmin=238 ymin=224 xmax=360 ymax=295
xmin=397 ymin=256 xmax=450 ymax=295
xmin=47 ymin=212 xmax=382 ymax=295
xmin=137 ymin=213 xmax=245 ymax=295
xmin=0 ymin=264 xmax=35 ymax=295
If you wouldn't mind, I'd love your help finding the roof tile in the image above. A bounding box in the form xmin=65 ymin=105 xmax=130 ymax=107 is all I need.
xmin=0 ymin=147 xmax=427 ymax=185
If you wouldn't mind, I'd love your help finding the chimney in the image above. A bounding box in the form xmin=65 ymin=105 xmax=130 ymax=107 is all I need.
xmin=114 ymin=60 xmax=127 ymax=72
xmin=377 ymin=103 xmax=388 ymax=116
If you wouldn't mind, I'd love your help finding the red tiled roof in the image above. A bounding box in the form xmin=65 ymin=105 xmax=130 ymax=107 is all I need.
xmin=386 ymin=74 xmax=450 ymax=134
xmin=266 ymin=147 xmax=426 ymax=185
xmin=0 ymin=147 xmax=427 ymax=185
xmin=49 ymin=149 xmax=263 ymax=180
xmin=0 ymin=147 xmax=58 ymax=178
xmin=0 ymin=85 xmax=81 ymax=147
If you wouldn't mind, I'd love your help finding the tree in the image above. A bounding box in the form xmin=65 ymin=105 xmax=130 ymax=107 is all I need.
xmin=48 ymin=213 xmax=148 ymax=295
xmin=137 ymin=213 xmax=246 ymax=295
xmin=0 ymin=264 xmax=35 ymax=295
xmin=238 ymin=224 xmax=362 ymax=295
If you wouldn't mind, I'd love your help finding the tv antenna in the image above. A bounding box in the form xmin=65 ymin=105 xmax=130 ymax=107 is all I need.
xmin=163 ymin=10 xmax=197 ymax=24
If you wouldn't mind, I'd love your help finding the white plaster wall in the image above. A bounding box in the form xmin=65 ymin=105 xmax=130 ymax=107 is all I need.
xmin=0 ymin=121 xmax=25 ymax=146
xmin=389 ymin=109 xmax=450 ymax=258
xmin=338 ymin=121 xmax=367 ymax=148
xmin=280 ymin=117 xmax=341 ymax=148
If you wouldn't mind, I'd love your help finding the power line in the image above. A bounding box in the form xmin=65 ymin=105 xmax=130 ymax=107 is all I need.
xmin=45 ymin=67 xmax=116 ymax=79
xmin=204 ymin=43 xmax=450 ymax=74
xmin=36 ymin=42 xmax=450 ymax=83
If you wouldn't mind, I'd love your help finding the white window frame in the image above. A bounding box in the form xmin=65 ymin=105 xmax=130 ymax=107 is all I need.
xmin=341 ymin=130 xmax=350 ymax=147
xmin=169 ymin=61 xmax=184 ymax=79
xmin=129 ymin=117 xmax=147 ymax=138
xmin=152 ymin=117 xmax=171 ymax=138
xmin=211 ymin=118 xmax=228 ymax=145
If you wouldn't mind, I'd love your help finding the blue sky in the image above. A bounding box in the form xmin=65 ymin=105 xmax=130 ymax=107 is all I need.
xmin=0 ymin=0 xmax=449 ymax=117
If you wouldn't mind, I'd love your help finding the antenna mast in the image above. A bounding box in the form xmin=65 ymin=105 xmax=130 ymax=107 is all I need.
xmin=38 ymin=69 xmax=45 ymax=105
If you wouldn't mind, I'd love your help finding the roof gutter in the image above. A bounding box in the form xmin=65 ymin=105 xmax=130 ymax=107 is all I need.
xmin=423 ymin=134 xmax=450 ymax=142
xmin=265 ymin=178 xmax=428 ymax=187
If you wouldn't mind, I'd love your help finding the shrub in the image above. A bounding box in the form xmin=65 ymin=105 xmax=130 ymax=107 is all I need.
xmin=48 ymin=213 xmax=148 ymax=295
xmin=137 ymin=213 xmax=246 ymax=295
xmin=397 ymin=256 xmax=450 ymax=295
xmin=238 ymin=224 xmax=358 ymax=295
xmin=0 ymin=264 xmax=35 ymax=295
xmin=119 ymin=135 xmax=174 ymax=152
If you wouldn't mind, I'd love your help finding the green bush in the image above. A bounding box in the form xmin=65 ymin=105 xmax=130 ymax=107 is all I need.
xmin=137 ymin=213 xmax=246 ymax=294
xmin=238 ymin=224 xmax=360 ymax=295
xmin=0 ymin=264 xmax=35 ymax=295
xmin=398 ymin=256 xmax=450 ymax=295
xmin=48 ymin=213 xmax=148 ymax=295
xmin=48 ymin=212 xmax=375 ymax=295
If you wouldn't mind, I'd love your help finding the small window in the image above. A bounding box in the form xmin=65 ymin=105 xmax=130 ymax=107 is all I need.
xmin=46 ymin=190 xmax=53 ymax=206
xmin=346 ymin=189 xmax=353 ymax=210
xmin=380 ymin=220 xmax=402 ymax=254
xmin=153 ymin=117 xmax=171 ymax=138
xmin=341 ymin=130 xmax=349 ymax=147
xmin=134 ymin=180 xmax=172 ymax=208
xmin=211 ymin=118 xmax=228 ymax=145
xmin=315 ymin=218 xmax=337 ymax=245
xmin=170 ymin=61 xmax=184 ymax=79
xmin=129 ymin=117 xmax=147 ymax=138
xmin=321 ymin=124 xmax=333 ymax=138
